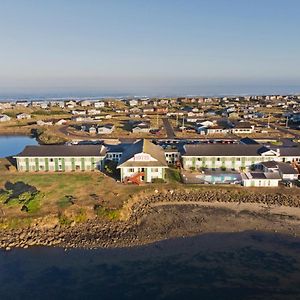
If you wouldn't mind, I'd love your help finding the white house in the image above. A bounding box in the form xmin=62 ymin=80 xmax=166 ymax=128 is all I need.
xmin=97 ymin=124 xmax=115 ymax=134
xmin=80 ymin=100 xmax=92 ymax=107
xmin=241 ymin=172 xmax=281 ymax=187
xmin=128 ymin=99 xmax=138 ymax=107
xmin=259 ymin=161 xmax=299 ymax=181
xmin=16 ymin=113 xmax=31 ymax=120
xmin=94 ymin=101 xmax=105 ymax=108
xmin=117 ymin=139 xmax=168 ymax=183
xmin=0 ymin=114 xmax=11 ymax=122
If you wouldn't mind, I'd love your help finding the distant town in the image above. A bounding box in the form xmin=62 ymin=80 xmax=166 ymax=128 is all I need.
xmin=1 ymin=94 xmax=300 ymax=188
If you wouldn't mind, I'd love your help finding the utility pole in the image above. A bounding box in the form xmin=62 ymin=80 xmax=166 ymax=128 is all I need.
xmin=286 ymin=116 xmax=289 ymax=128
xmin=182 ymin=116 xmax=185 ymax=131
xmin=156 ymin=113 xmax=159 ymax=128
xmin=176 ymin=113 xmax=178 ymax=127
xmin=267 ymin=113 xmax=270 ymax=128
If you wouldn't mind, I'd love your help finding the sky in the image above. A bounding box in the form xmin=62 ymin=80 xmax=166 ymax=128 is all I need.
xmin=0 ymin=0 xmax=300 ymax=97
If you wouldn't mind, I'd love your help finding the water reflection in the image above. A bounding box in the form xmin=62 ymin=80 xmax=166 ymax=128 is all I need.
xmin=0 ymin=136 xmax=38 ymax=158
xmin=0 ymin=231 xmax=299 ymax=300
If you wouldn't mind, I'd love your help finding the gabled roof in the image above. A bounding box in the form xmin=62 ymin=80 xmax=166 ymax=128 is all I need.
xmin=117 ymin=139 xmax=167 ymax=168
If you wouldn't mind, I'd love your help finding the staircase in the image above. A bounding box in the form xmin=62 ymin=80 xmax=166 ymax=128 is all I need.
xmin=124 ymin=172 xmax=145 ymax=185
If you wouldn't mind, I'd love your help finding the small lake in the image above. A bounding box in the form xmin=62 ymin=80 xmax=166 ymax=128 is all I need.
xmin=0 ymin=231 xmax=299 ymax=300
xmin=0 ymin=136 xmax=38 ymax=158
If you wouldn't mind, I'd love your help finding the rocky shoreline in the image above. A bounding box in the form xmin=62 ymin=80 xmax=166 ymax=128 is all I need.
xmin=1 ymin=189 xmax=300 ymax=250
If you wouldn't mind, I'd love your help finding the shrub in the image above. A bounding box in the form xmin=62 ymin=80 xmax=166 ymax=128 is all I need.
xmin=152 ymin=178 xmax=165 ymax=184
xmin=58 ymin=214 xmax=73 ymax=226
xmin=74 ymin=209 xmax=87 ymax=223
xmin=94 ymin=205 xmax=120 ymax=220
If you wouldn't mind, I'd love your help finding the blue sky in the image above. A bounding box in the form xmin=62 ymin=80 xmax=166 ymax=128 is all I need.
xmin=0 ymin=0 xmax=299 ymax=97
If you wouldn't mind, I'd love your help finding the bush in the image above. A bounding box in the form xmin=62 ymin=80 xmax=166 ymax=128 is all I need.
xmin=152 ymin=178 xmax=165 ymax=184
xmin=74 ymin=209 xmax=87 ymax=223
xmin=166 ymin=168 xmax=181 ymax=183
xmin=94 ymin=205 xmax=120 ymax=220
xmin=58 ymin=214 xmax=73 ymax=226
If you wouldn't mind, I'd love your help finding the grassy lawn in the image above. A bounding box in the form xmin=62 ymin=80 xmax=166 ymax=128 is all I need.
xmin=0 ymin=170 xmax=151 ymax=225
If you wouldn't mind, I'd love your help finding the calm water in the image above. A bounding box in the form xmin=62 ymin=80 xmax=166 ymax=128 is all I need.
xmin=0 ymin=136 xmax=38 ymax=158
xmin=0 ymin=232 xmax=300 ymax=300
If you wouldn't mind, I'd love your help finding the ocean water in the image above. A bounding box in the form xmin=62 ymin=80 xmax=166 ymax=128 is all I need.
xmin=0 ymin=136 xmax=38 ymax=158
xmin=0 ymin=231 xmax=299 ymax=300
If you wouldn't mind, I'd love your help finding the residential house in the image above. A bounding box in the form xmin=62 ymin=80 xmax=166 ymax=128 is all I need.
xmin=16 ymin=113 xmax=31 ymax=120
xmin=131 ymin=121 xmax=151 ymax=133
xmin=231 ymin=122 xmax=255 ymax=134
xmin=259 ymin=161 xmax=299 ymax=181
xmin=72 ymin=110 xmax=86 ymax=115
xmin=94 ymin=101 xmax=105 ymax=108
xmin=36 ymin=120 xmax=53 ymax=126
xmin=80 ymin=100 xmax=92 ymax=107
xmin=241 ymin=172 xmax=281 ymax=187
xmin=128 ymin=99 xmax=138 ymax=107
xmin=97 ymin=124 xmax=115 ymax=134
xmin=15 ymin=101 xmax=30 ymax=108
xmin=0 ymin=114 xmax=11 ymax=122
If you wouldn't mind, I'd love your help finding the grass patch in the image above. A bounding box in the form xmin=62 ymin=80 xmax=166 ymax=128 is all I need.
xmin=0 ymin=217 xmax=33 ymax=229
xmin=57 ymin=195 xmax=75 ymax=208
xmin=74 ymin=208 xmax=87 ymax=223
xmin=58 ymin=214 xmax=73 ymax=226
xmin=26 ymin=193 xmax=44 ymax=213
xmin=95 ymin=205 xmax=120 ymax=220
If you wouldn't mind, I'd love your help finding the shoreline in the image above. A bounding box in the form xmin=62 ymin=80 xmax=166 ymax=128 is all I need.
xmin=1 ymin=189 xmax=300 ymax=250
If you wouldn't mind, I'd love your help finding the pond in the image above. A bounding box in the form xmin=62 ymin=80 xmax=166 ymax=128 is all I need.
xmin=0 ymin=135 xmax=38 ymax=158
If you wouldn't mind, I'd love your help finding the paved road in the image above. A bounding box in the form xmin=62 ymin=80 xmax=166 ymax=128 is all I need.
xmin=162 ymin=118 xmax=176 ymax=139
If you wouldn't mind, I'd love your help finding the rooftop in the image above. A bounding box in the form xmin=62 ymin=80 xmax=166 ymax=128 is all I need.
xmin=15 ymin=145 xmax=106 ymax=157
xmin=117 ymin=139 xmax=167 ymax=168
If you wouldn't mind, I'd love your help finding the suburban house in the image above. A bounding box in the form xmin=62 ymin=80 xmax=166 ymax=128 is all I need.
xmin=128 ymin=99 xmax=138 ymax=107
xmin=94 ymin=101 xmax=105 ymax=108
xmin=181 ymin=144 xmax=300 ymax=171
xmin=36 ymin=120 xmax=54 ymax=126
xmin=80 ymin=100 xmax=92 ymax=107
xmin=258 ymin=160 xmax=299 ymax=181
xmin=117 ymin=139 xmax=168 ymax=183
xmin=0 ymin=114 xmax=11 ymax=122
xmin=16 ymin=113 xmax=31 ymax=120
xmin=15 ymin=101 xmax=30 ymax=107
xmin=15 ymin=145 xmax=106 ymax=172
xmin=231 ymin=122 xmax=255 ymax=134
xmin=241 ymin=172 xmax=281 ymax=187
xmin=97 ymin=124 xmax=115 ymax=134
xmin=131 ymin=121 xmax=151 ymax=133
xmin=0 ymin=102 xmax=13 ymax=110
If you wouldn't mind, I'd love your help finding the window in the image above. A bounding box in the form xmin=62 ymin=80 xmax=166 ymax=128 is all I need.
xmin=151 ymin=168 xmax=159 ymax=172
xmin=50 ymin=158 xmax=54 ymax=162
xmin=128 ymin=168 xmax=134 ymax=172
xmin=217 ymin=158 xmax=221 ymax=161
